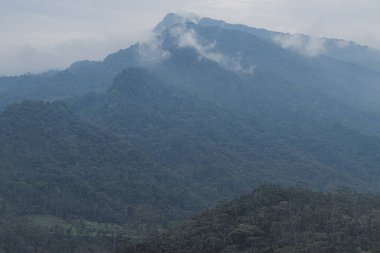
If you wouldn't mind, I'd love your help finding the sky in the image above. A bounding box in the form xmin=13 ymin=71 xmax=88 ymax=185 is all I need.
xmin=1 ymin=0 xmax=379 ymax=76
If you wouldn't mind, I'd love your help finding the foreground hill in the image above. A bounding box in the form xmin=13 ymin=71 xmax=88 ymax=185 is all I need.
xmin=0 ymin=101 xmax=205 ymax=253
xmin=122 ymin=185 xmax=380 ymax=253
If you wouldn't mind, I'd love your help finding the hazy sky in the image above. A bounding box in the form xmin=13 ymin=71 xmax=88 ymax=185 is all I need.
xmin=1 ymin=0 xmax=379 ymax=76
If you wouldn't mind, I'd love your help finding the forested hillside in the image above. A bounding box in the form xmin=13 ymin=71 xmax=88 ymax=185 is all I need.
xmin=122 ymin=185 xmax=380 ymax=253
xmin=1 ymin=13 xmax=380 ymax=253
xmin=68 ymin=67 xmax=380 ymax=195
xmin=0 ymin=101 xmax=206 ymax=252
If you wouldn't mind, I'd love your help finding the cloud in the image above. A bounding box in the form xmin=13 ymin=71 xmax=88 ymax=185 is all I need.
xmin=137 ymin=33 xmax=170 ymax=65
xmin=1 ymin=0 xmax=380 ymax=75
xmin=168 ymin=25 xmax=255 ymax=74
xmin=0 ymin=31 xmax=110 ymax=75
xmin=334 ymin=39 xmax=351 ymax=49
xmin=272 ymin=34 xmax=327 ymax=57
xmin=185 ymin=0 xmax=380 ymax=49
xmin=0 ymin=0 xmax=170 ymax=75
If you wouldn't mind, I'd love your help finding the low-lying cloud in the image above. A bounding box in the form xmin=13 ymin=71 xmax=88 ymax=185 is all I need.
xmin=169 ymin=25 xmax=255 ymax=74
xmin=2 ymin=0 xmax=380 ymax=75
xmin=137 ymin=33 xmax=170 ymax=64
xmin=272 ymin=34 xmax=327 ymax=57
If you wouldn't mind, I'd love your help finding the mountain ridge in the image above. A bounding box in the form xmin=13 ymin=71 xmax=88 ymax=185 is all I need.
xmin=2 ymin=13 xmax=380 ymax=253
xmin=67 ymin=67 xmax=380 ymax=193
xmin=1 ymin=13 xmax=380 ymax=109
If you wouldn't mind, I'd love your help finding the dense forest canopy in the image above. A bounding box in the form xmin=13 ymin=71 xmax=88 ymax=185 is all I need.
xmin=0 ymin=13 xmax=380 ymax=253
xmin=0 ymin=101 xmax=206 ymax=252
xmin=121 ymin=185 xmax=380 ymax=253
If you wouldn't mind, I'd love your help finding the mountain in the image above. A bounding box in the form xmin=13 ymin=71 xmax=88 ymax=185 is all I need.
xmin=154 ymin=13 xmax=200 ymax=33
xmin=68 ymin=67 xmax=380 ymax=195
xmin=0 ymin=100 xmax=206 ymax=253
xmin=3 ymin=13 xmax=379 ymax=135
xmin=1 ymin=13 xmax=380 ymax=252
xmin=121 ymin=185 xmax=380 ymax=253
xmin=62 ymin=15 xmax=380 ymax=196
xmin=0 ymin=44 xmax=141 ymax=108
xmin=194 ymin=14 xmax=380 ymax=73
xmin=150 ymin=21 xmax=380 ymax=136
xmin=2 ymin=14 xmax=380 ymax=136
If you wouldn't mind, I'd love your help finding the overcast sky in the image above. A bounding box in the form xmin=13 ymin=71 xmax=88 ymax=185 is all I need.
xmin=1 ymin=0 xmax=379 ymax=76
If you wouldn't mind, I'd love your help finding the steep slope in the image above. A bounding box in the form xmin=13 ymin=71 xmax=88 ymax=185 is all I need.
xmin=2 ymin=13 xmax=380 ymax=253
xmin=0 ymin=100 xmax=205 ymax=252
xmin=121 ymin=185 xmax=380 ymax=253
xmin=0 ymin=100 xmax=204 ymax=223
xmin=68 ymin=68 xmax=273 ymax=196
xmin=2 ymin=14 xmax=380 ymax=136
xmin=193 ymin=14 xmax=380 ymax=73
xmin=152 ymin=22 xmax=380 ymax=136
xmin=68 ymin=68 xmax=380 ymax=195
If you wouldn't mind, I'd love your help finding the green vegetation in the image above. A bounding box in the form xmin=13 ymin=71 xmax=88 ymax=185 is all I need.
xmin=0 ymin=215 xmax=136 ymax=253
xmin=2 ymin=14 xmax=380 ymax=253
xmin=121 ymin=185 xmax=380 ymax=253
xmin=3 ymin=66 xmax=380 ymax=252
xmin=69 ymin=67 xmax=380 ymax=195
xmin=0 ymin=101 xmax=205 ymax=253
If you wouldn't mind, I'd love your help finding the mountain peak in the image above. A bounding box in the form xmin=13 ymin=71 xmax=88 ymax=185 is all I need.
xmin=154 ymin=12 xmax=200 ymax=32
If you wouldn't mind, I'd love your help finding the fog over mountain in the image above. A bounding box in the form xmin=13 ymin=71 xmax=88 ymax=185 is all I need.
xmin=1 ymin=12 xmax=380 ymax=253
xmin=2 ymin=0 xmax=380 ymax=75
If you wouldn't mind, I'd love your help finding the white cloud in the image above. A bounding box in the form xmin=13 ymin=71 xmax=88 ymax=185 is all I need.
xmin=0 ymin=0 xmax=171 ymax=75
xmin=1 ymin=0 xmax=380 ymax=75
xmin=137 ymin=33 xmax=170 ymax=65
xmin=272 ymin=34 xmax=327 ymax=57
xmin=169 ymin=25 xmax=255 ymax=74
xmin=184 ymin=0 xmax=380 ymax=48
xmin=334 ymin=40 xmax=351 ymax=49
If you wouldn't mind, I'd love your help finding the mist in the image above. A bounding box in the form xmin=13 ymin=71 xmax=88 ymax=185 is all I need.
xmin=272 ymin=34 xmax=327 ymax=57
xmin=169 ymin=25 xmax=255 ymax=74
xmin=2 ymin=0 xmax=380 ymax=75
